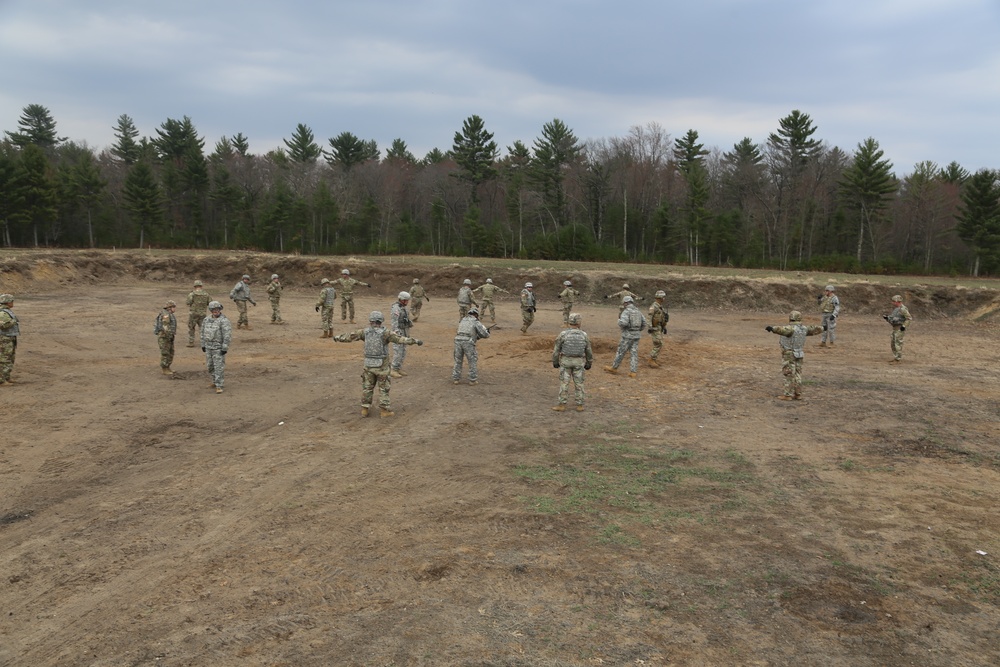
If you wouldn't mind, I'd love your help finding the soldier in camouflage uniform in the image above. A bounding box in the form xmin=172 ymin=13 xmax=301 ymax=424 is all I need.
xmin=390 ymin=291 xmax=415 ymax=378
xmin=333 ymin=269 xmax=372 ymax=323
xmin=472 ymin=278 xmax=508 ymax=323
xmin=315 ymin=278 xmax=337 ymax=338
xmin=409 ymin=278 xmax=430 ymax=321
xmin=559 ymin=280 xmax=581 ymax=326
xmin=552 ymin=312 xmax=593 ymax=411
xmin=229 ymin=274 xmax=256 ymax=329
xmin=605 ymin=283 xmax=643 ymax=313
xmin=266 ymin=273 xmax=284 ymax=324
xmin=154 ymin=299 xmax=178 ymax=376
xmin=817 ymin=285 xmax=840 ymax=347
xmin=765 ymin=310 xmax=823 ymax=400
xmin=201 ymin=300 xmax=232 ymax=394
xmin=604 ymin=296 xmax=647 ymax=377
xmin=883 ymin=295 xmax=913 ymax=362
xmin=519 ymin=282 xmax=536 ymax=334
xmin=457 ymin=279 xmax=478 ymax=320
xmin=647 ymin=290 xmax=669 ymax=368
xmin=185 ymin=280 xmax=211 ymax=347
xmin=0 ymin=294 xmax=20 ymax=386
xmin=452 ymin=307 xmax=491 ymax=385
xmin=334 ymin=310 xmax=423 ymax=418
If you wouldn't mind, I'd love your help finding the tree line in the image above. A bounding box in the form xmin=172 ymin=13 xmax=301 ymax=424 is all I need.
xmin=2 ymin=103 xmax=999 ymax=276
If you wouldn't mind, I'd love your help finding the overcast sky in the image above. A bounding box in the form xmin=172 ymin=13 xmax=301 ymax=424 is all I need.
xmin=1 ymin=0 xmax=997 ymax=174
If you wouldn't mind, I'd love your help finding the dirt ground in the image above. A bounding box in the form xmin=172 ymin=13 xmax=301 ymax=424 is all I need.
xmin=2 ymin=251 xmax=999 ymax=666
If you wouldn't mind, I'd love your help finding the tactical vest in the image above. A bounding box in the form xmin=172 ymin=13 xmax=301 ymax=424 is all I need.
xmin=779 ymin=324 xmax=809 ymax=358
xmin=820 ymin=295 xmax=838 ymax=314
xmin=230 ymin=282 xmax=250 ymax=301
xmin=189 ymin=291 xmax=211 ymax=314
xmin=410 ymin=285 xmax=425 ymax=300
xmin=363 ymin=327 xmax=389 ymax=367
xmin=0 ymin=308 xmax=19 ymax=337
xmin=456 ymin=316 xmax=477 ymax=339
xmin=559 ymin=329 xmax=588 ymax=357
xmin=650 ymin=303 xmax=667 ymax=327
xmin=202 ymin=316 xmax=228 ymax=348
xmin=521 ymin=290 xmax=535 ymax=309
xmin=457 ymin=287 xmax=473 ymax=305
xmin=322 ymin=287 xmax=337 ymax=306
xmin=392 ymin=303 xmax=411 ymax=334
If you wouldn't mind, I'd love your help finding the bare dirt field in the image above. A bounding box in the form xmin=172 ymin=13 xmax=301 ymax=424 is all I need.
xmin=2 ymin=251 xmax=999 ymax=666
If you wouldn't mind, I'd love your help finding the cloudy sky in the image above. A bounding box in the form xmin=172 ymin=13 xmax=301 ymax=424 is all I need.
xmin=1 ymin=0 xmax=997 ymax=173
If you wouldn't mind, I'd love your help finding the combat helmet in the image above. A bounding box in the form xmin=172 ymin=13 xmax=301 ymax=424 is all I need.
xmin=789 ymin=310 xmax=802 ymax=322
xmin=654 ymin=290 xmax=666 ymax=298
xmin=193 ymin=280 xmax=203 ymax=287
xmin=463 ymin=278 xmax=472 ymax=285
xmin=567 ymin=313 xmax=582 ymax=325
xmin=468 ymin=307 xmax=480 ymax=317
xmin=368 ymin=310 xmax=384 ymax=324
xmin=622 ymin=296 xmax=634 ymax=304
xmin=398 ymin=291 xmax=411 ymax=301
xmin=208 ymin=300 xmax=223 ymax=310
xmin=563 ymin=280 xmax=572 ymax=286
xmin=0 ymin=293 xmax=14 ymax=304
xmin=321 ymin=278 xmax=330 ymax=284
xmin=342 ymin=269 xmax=351 ymax=275
xmin=164 ymin=300 xmax=177 ymax=308
xmin=413 ymin=278 xmax=420 ymax=284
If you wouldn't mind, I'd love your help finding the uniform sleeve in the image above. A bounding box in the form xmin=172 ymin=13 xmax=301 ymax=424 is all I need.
xmin=221 ymin=319 xmax=233 ymax=349
xmin=552 ymin=333 xmax=562 ymax=365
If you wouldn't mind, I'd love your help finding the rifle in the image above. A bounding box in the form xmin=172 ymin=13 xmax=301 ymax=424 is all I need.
xmin=486 ymin=323 xmax=501 ymax=332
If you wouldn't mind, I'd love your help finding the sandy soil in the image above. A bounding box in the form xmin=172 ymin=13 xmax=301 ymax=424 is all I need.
xmin=1 ymin=252 xmax=999 ymax=666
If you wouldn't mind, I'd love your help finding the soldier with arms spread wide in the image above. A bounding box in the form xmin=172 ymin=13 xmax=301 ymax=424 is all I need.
xmin=333 ymin=269 xmax=372 ymax=324
xmin=472 ymin=278 xmax=507 ymax=323
xmin=765 ymin=310 xmax=823 ymax=400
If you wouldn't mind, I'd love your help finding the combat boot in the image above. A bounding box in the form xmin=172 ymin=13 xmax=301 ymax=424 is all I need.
xmin=244 ymin=325 xmax=253 ymax=330
xmin=390 ymin=369 xmax=403 ymax=378
xmin=161 ymin=367 xmax=174 ymax=376
xmin=818 ymin=341 xmax=827 ymax=348
xmin=380 ymin=408 xmax=395 ymax=418
xmin=187 ymin=341 xmax=195 ymax=348
xmin=469 ymin=380 xmax=477 ymax=386
xmin=648 ymin=358 xmax=659 ymax=368
xmin=361 ymin=407 xmax=369 ymax=417
xmin=603 ymin=366 xmax=618 ymax=374
xmin=551 ymin=405 xmax=566 ymax=412
xmin=828 ymin=341 xmax=835 ymax=347
xmin=777 ymin=395 xmax=793 ymax=401
xmin=215 ymin=387 xmax=224 ymax=394
xmin=575 ymin=405 xmax=585 ymax=412
xmin=628 ymin=372 xmax=637 ymax=378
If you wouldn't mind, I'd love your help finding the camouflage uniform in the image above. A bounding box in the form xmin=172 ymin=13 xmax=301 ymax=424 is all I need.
xmin=201 ymin=306 xmax=233 ymax=391
xmin=185 ymin=283 xmax=211 ymax=346
xmin=266 ymin=275 xmax=284 ymax=323
xmin=606 ymin=288 xmax=643 ymax=314
xmin=229 ymin=277 xmax=256 ymax=329
xmin=766 ymin=312 xmax=823 ymax=399
xmin=552 ymin=314 xmax=593 ymax=409
xmin=0 ymin=296 xmax=19 ymax=384
xmin=519 ymin=285 xmax=536 ymax=334
xmin=334 ymin=313 xmax=421 ymax=416
xmin=316 ymin=280 xmax=337 ymax=337
xmin=452 ymin=312 xmax=490 ymax=384
xmin=606 ymin=300 xmax=647 ymax=374
xmin=647 ymin=293 xmax=669 ymax=366
xmin=409 ymin=280 xmax=429 ymax=321
xmin=457 ymin=282 xmax=478 ymax=320
xmin=885 ymin=296 xmax=913 ymax=362
xmin=154 ymin=303 xmax=177 ymax=373
xmin=473 ymin=281 xmax=508 ymax=322
xmin=390 ymin=296 xmax=414 ymax=375
xmin=818 ymin=286 xmax=840 ymax=345
xmin=559 ymin=283 xmax=581 ymax=325
xmin=333 ymin=273 xmax=372 ymax=322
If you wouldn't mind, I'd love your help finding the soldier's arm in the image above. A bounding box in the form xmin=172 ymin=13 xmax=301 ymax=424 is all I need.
xmin=333 ymin=329 xmax=365 ymax=343
xmin=806 ymin=325 xmax=824 ymax=335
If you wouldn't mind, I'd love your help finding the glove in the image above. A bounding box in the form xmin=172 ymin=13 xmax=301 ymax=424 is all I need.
xmin=584 ymin=362 xmax=592 ymax=370
xmin=315 ymin=306 xmax=320 ymax=312
xmin=221 ymin=350 xmax=227 ymax=355
xmin=426 ymin=297 xmax=430 ymax=302
xmin=201 ymin=347 xmax=206 ymax=352
xmin=603 ymin=295 xmax=609 ymax=299
xmin=765 ymin=326 xmax=773 ymax=332
xmin=530 ymin=307 xmax=536 ymax=313
xmin=882 ymin=315 xmax=890 ymax=322
xmin=830 ymin=315 xmax=836 ymax=321
xmin=648 ymin=328 xmax=655 ymax=334
xmin=415 ymin=339 xmax=424 ymax=346
xmin=250 ymin=301 xmax=257 ymax=307
xmin=823 ymin=325 xmax=828 ymax=331
xmin=900 ymin=326 xmax=905 ymax=332
xmin=553 ymin=361 xmax=560 ymax=368
xmin=817 ymin=294 xmax=823 ymax=302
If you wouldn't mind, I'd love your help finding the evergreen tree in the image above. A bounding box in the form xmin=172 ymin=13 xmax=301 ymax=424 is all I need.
xmin=839 ymin=137 xmax=897 ymax=262
xmin=326 ymin=132 xmax=378 ymax=171
xmin=451 ymin=115 xmax=498 ymax=200
xmin=386 ymin=138 xmax=416 ymax=163
xmin=17 ymin=144 xmax=59 ymax=245
xmin=530 ymin=118 xmax=580 ymax=226
xmin=956 ymin=169 xmax=1000 ymax=276
xmin=283 ymin=123 xmax=321 ymax=163
xmin=422 ymin=148 xmax=447 ymax=165
xmin=939 ymin=161 xmax=969 ymax=185
xmin=5 ymin=104 xmax=65 ymax=149
xmin=0 ymin=143 xmax=25 ymax=247
xmin=60 ymin=146 xmax=106 ymax=247
xmin=123 ymin=161 xmax=164 ymax=247
xmin=111 ymin=114 xmax=141 ymax=165
xmin=231 ymin=133 xmax=250 ymax=157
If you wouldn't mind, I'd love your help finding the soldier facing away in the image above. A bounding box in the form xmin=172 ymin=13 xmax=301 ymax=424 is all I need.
xmin=315 ymin=278 xmax=337 ymax=338
xmin=605 ymin=283 xmax=643 ymax=313
xmin=333 ymin=269 xmax=372 ymax=324
xmin=154 ymin=299 xmax=178 ymax=376
xmin=266 ymin=273 xmax=284 ymax=324
xmin=457 ymin=279 xmax=478 ymax=320
xmin=647 ymin=290 xmax=669 ymax=368
xmin=604 ymin=295 xmax=647 ymax=377
xmin=390 ymin=291 xmax=414 ymax=378
xmin=559 ymin=280 xmax=581 ymax=326
xmin=818 ymin=285 xmax=840 ymax=347
xmin=472 ymin=278 xmax=508 ymax=322
xmin=765 ymin=310 xmax=823 ymax=400
xmin=883 ymin=294 xmax=913 ymax=362
xmin=201 ymin=300 xmax=232 ymax=394
xmin=452 ymin=307 xmax=491 ymax=385
xmin=334 ymin=310 xmax=423 ymax=418
xmin=229 ymin=274 xmax=256 ymax=329
xmin=552 ymin=312 xmax=593 ymax=411
xmin=409 ymin=278 xmax=430 ymax=321
xmin=0 ymin=293 xmax=20 ymax=386
xmin=185 ymin=280 xmax=211 ymax=347
xmin=519 ymin=282 xmax=536 ymax=334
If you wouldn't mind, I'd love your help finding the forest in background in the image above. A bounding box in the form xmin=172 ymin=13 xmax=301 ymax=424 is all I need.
xmin=2 ymin=103 xmax=999 ymax=276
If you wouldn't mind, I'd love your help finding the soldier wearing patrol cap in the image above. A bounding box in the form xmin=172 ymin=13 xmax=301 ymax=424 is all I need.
xmin=229 ymin=274 xmax=256 ymax=329
xmin=0 ymin=293 xmax=20 ymax=385
xmin=765 ymin=310 xmax=823 ymax=400
xmin=185 ymin=279 xmax=212 ymax=347
xmin=520 ymin=282 xmax=537 ymax=334
xmin=884 ymin=295 xmax=912 ymax=362
xmin=409 ymin=278 xmax=430 ymax=322
xmin=154 ymin=299 xmax=178 ymax=376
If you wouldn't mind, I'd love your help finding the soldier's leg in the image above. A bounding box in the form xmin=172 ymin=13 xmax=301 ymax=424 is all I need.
xmin=611 ymin=338 xmax=628 ymax=369
xmin=348 ymin=298 xmax=356 ymax=322
xmin=628 ymin=340 xmax=639 ymax=373
xmin=452 ymin=341 xmax=464 ymax=381
xmin=376 ymin=372 xmax=392 ymax=409
xmin=573 ymin=365 xmax=585 ymax=405
xmin=411 ymin=302 xmax=422 ymax=321
xmin=236 ymin=300 xmax=248 ymax=326
xmin=0 ymin=339 xmax=13 ymax=382
xmin=793 ymin=358 xmax=804 ymax=396
xmin=211 ymin=349 xmax=226 ymax=388
xmin=459 ymin=305 xmax=468 ymax=320
xmin=271 ymin=299 xmax=280 ymax=322
xmin=828 ymin=316 xmax=836 ymax=343
xmin=341 ymin=299 xmax=348 ymax=321
xmin=780 ymin=352 xmax=795 ymax=397
xmin=892 ymin=330 xmax=904 ymax=360
xmin=159 ymin=337 xmax=170 ymax=369
xmin=467 ymin=343 xmax=479 ymax=382
xmin=650 ymin=330 xmax=663 ymax=360
xmin=558 ymin=364 xmax=571 ymax=404
xmin=361 ymin=369 xmax=375 ymax=408
xmin=391 ymin=343 xmax=407 ymax=371
xmin=166 ymin=337 xmax=175 ymax=368
xmin=188 ymin=314 xmax=198 ymax=345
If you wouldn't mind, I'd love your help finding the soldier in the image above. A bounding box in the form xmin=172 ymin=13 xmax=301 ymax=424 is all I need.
xmin=333 ymin=269 xmax=372 ymax=324
xmin=452 ymin=307 xmax=491 ymax=385
xmin=817 ymin=285 xmax=840 ymax=347
xmin=559 ymin=280 xmax=581 ymax=326
xmin=266 ymin=273 xmax=284 ymax=324
xmin=457 ymin=278 xmax=478 ymax=320
xmin=315 ymin=278 xmax=337 ymax=338
xmin=605 ymin=283 xmax=643 ymax=313
xmin=201 ymin=300 xmax=232 ymax=394
xmin=185 ymin=279 xmax=211 ymax=347
xmin=883 ymin=294 xmax=913 ymax=362
xmin=154 ymin=299 xmax=178 ymax=376
xmin=229 ymin=274 xmax=256 ymax=329
xmin=604 ymin=295 xmax=647 ymax=377
xmin=647 ymin=290 xmax=669 ymax=368
xmin=389 ymin=291 xmax=415 ymax=378
xmin=765 ymin=310 xmax=823 ymax=400
xmin=0 ymin=294 xmax=19 ymax=386
xmin=552 ymin=312 xmax=593 ymax=411
xmin=519 ymin=282 xmax=537 ymax=334
xmin=409 ymin=278 xmax=430 ymax=322
xmin=473 ymin=278 xmax=508 ymax=322
xmin=334 ymin=310 xmax=423 ymax=418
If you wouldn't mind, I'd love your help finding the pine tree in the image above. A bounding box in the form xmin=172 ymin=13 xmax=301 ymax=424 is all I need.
xmin=283 ymin=124 xmax=321 ymax=163
xmin=5 ymin=104 xmax=65 ymax=149
xmin=111 ymin=114 xmax=141 ymax=165
xmin=956 ymin=169 xmax=1000 ymax=276
xmin=123 ymin=161 xmax=164 ymax=247
xmin=839 ymin=137 xmax=897 ymax=262
xmin=451 ymin=115 xmax=498 ymax=200
xmin=530 ymin=118 xmax=580 ymax=226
